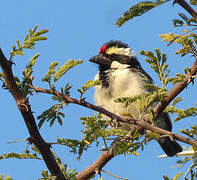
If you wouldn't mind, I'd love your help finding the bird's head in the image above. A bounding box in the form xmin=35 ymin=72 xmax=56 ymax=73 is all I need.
xmin=89 ymin=40 xmax=141 ymax=70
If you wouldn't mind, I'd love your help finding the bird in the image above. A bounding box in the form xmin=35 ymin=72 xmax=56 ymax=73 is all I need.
xmin=89 ymin=40 xmax=182 ymax=157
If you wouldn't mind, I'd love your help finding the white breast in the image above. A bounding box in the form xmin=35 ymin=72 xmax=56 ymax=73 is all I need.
xmin=94 ymin=61 xmax=147 ymax=118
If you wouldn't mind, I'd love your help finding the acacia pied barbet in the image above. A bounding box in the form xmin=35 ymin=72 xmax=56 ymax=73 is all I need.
xmin=89 ymin=40 xmax=182 ymax=157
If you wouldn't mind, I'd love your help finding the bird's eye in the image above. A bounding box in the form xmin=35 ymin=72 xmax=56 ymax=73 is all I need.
xmin=98 ymin=45 xmax=108 ymax=54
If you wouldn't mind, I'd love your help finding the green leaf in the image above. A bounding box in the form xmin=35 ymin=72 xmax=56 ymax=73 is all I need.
xmin=37 ymin=104 xmax=65 ymax=128
xmin=160 ymin=32 xmax=197 ymax=56
xmin=16 ymin=40 xmax=21 ymax=49
xmin=34 ymin=29 xmax=49 ymax=36
xmin=80 ymin=114 xmax=110 ymax=145
xmin=116 ymin=0 xmax=168 ymax=26
xmin=31 ymin=36 xmax=48 ymax=41
xmin=172 ymin=97 xmax=184 ymax=106
xmin=172 ymin=172 xmax=182 ymax=180
xmin=10 ymin=49 xmax=24 ymax=56
xmin=167 ymin=73 xmax=185 ymax=85
xmin=32 ymin=25 xmax=38 ymax=33
xmin=0 ymin=152 xmax=41 ymax=160
xmin=78 ymin=80 xmax=101 ymax=98
xmin=19 ymin=53 xmax=40 ymax=96
xmin=179 ymin=125 xmax=197 ymax=139
xmin=53 ymin=59 xmax=83 ymax=83
xmin=115 ymin=84 xmax=167 ymax=117
xmin=190 ymin=0 xmax=197 ymax=5
xmin=81 ymin=80 xmax=101 ymax=92
xmin=9 ymin=25 xmax=48 ymax=59
xmin=173 ymin=19 xmax=184 ymax=27
xmin=0 ymin=174 xmax=12 ymax=180
xmin=140 ymin=49 xmax=169 ymax=87
xmin=166 ymin=105 xmax=197 ymax=122
xmin=41 ymin=61 xmax=59 ymax=85
xmin=56 ymin=137 xmax=85 ymax=155
xmin=39 ymin=153 xmax=77 ymax=179
xmin=163 ymin=176 xmax=169 ymax=180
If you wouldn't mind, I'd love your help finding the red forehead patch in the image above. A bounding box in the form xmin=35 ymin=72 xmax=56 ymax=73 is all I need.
xmin=98 ymin=45 xmax=108 ymax=54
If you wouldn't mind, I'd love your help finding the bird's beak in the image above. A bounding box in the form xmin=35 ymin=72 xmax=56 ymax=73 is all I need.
xmin=89 ymin=54 xmax=112 ymax=68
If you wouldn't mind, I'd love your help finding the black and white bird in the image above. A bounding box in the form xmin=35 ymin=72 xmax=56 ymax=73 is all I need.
xmin=89 ymin=40 xmax=182 ymax=157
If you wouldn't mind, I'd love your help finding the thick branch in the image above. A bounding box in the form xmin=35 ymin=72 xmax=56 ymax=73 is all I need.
xmin=0 ymin=48 xmax=67 ymax=180
xmin=76 ymin=147 xmax=114 ymax=180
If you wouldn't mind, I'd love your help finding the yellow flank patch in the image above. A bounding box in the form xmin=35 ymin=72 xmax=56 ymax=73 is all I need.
xmin=106 ymin=46 xmax=123 ymax=55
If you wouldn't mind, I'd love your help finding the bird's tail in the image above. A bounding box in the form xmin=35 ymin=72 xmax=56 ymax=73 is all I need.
xmin=157 ymin=137 xmax=182 ymax=157
xmin=155 ymin=112 xmax=182 ymax=157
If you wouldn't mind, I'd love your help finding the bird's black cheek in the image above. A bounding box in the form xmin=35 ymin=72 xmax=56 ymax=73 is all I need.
xmin=107 ymin=54 xmax=132 ymax=65
xmin=99 ymin=71 xmax=110 ymax=88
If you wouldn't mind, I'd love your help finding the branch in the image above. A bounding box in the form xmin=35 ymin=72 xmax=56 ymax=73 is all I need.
xmin=76 ymin=147 xmax=114 ymax=179
xmin=0 ymin=48 xmax=67 ymax=180
xmin=34 ymin=85 xmax=197 ymax=179
xmin=153 ymin=57 xmax=197 ymax=116
xmin=33 ymin=57 xmax=197 ymax=179
xmin=34 ymin=87 xmax=197 ymax=147
xmin=174 ymin=0 xmax=197 ymax=20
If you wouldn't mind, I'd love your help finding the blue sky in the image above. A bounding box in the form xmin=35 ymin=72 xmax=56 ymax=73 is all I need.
xmin=0 ymin=0 xmax=196 ymax=179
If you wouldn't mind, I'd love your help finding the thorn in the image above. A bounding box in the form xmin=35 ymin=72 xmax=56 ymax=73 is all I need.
xmin=8 ymin=138 xmax=28 ymax=144
xmin=24 ymin=142 xmax=31 ymax=153
xmin=95 ymin=168 xmax=101 ymax=175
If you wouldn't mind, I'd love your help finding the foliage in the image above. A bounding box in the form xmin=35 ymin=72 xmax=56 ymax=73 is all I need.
xmin=0 ymin=152 xmax=41 ymax=160
xmin=39 ymin=157 xmax=77 ymax=180
xmin=115 ymin=85 xmax=167 ymax=120
xmin=41 ymin=61 xmax=59 ymax=87
xmin=0 ymin=174 xmax=12 ymax=180
xmin=80 ymin=114 xmax=145 ymax=157
xmin=159 ymin=32 xmax=197 ymax=56
xmin=179 ymin=125 xmax=197 ymax=140
xmin=53 ymin=59 xmax=83 ymax=83
xmin=10 ymin=25 xmax=48 ymax=60
xmin=78 ymin=80 xmax=101 ymax=99
xmin=140 ymin=49 xmax=169 ymax=87
xmin=56 ymin=137 xmax=86 ymax=160
xmin=163 ymin=172 xmax=182 ymax=180
xmin=112 ymin=129 xmax=142 ymax=156
xmin=37 ymin=104 xmax=65 ymax=128
xmin=39 ymin=59 xmax=84 ymax=128
xmin=0 ymin=26 xmax=47 ymax=95
xmin=173 ymin=13 xmax=197 ymax=27
xmin=166 ymin=103 xmax=197 ymax=122
xmin=116 ymin=0 xmax=168 ymax=27
xmin=42 ymin=60 xmax=83 ymax=88
xmin=80 ymin=114 xmax=110 ymax=146
xmin=19 ymin=53 xmax=40 ymax=96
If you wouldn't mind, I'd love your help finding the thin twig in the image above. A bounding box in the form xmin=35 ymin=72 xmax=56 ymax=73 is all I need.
xmin=102 ymin=137 xmax=108 ymax=150
xmin=8 ymin=139 xmax=28 ymax=144
xmin=101 ymin=169 xmax=128 ymax=180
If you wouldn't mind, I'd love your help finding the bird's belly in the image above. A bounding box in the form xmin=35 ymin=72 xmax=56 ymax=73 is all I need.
xmin=94 ymin=70 xmax=146 ymax=117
